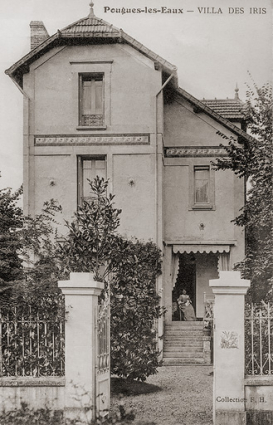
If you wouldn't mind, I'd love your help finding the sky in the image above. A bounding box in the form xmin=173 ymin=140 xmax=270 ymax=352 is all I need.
xmin=0 ymin=0 xmax=272 ymax=191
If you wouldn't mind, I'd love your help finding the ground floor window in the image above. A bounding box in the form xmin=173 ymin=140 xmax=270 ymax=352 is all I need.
xmin=77 ymin=156 xmax=107 ymax=205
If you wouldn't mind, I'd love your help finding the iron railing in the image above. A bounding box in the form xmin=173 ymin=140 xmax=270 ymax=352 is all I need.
xmin=245 ymin=302 xmax=273 ymax=376
xmin=0 ymin=300 xmax=65 ymax=377
xmin=203 ymin=292 xmax=214 ymax=333
xmin=97 ymin=297 xmax=110 ymax=373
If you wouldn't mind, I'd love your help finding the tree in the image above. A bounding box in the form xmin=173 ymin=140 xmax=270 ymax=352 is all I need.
xmin=213 ymin=82 xmax=272 ymax=301
xmin=57 ymin=177 xmax=164 ymax=380
xmin=0 ymin=183 xmax=23 ymax=289
xmin=57 ymin=177 xmax=122 ymax=279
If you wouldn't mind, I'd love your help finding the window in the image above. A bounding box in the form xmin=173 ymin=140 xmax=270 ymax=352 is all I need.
xmin=79 ymin=74 xmax=104 ymax=126
xmin=78 ymin=156 xmax=106 ymax=204
xmin=194 ymin=166 xmax=209 ymax=204
xmin=189 ymin=164 xmax=215 ymax=210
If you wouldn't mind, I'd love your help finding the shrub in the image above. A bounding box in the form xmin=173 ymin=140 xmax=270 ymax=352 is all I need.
xmin=109 ymin=237 xmax=164 ymax=381
xmin=57 ymin=178 xmax=165 ymax=381
xmin=0 ymin=403 xmax=156 ymax=425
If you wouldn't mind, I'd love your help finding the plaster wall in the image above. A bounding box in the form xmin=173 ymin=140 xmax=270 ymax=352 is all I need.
xmin=28 ymin=44 xmax=161 ymax=135
xmin=0 ymin=379 xmax=64 ymax=412
xmin=163 ymin=163 xmax=238 ymax=243
xmin=112 ymin=154 xmax=156 ymax=240
xmin=23 ymin=43 xmax=162 ymax=241
xmin=164 ymin=97 xmax=236 ymax=147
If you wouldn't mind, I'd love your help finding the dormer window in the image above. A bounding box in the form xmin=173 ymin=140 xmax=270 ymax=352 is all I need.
xmin=79 ymin=73 xmax=104 ymax=126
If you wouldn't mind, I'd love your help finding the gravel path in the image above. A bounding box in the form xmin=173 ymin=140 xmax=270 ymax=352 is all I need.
xmin=111 ymin=365 xmax=213 ymax=425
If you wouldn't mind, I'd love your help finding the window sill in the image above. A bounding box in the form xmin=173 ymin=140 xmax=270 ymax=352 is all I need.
xmin=190 ymin=203 xmax=215 ymax=211
xmin=76 ymin=126 xmax=107 ymax=131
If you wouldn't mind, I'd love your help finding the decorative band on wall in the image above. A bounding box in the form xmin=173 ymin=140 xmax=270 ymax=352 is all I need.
xmin=165 ymin=147 xmax=226 ymax=157
xmin=35 ymin=135 xmax=150 ymax=146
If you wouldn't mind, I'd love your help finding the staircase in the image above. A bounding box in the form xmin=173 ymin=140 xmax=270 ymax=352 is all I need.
xmin=163 ymin=321 xmax=210 ymax=365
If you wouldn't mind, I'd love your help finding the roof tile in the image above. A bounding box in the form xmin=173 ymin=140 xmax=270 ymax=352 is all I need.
xmin=201 ymin=99 xmax=245 ymax=120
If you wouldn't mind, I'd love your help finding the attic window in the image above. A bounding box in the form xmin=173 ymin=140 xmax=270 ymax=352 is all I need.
xmin=79 ymin=73 xmax=104 ymax=126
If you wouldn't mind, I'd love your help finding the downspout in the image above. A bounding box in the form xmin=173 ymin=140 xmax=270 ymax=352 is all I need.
xmin=155 ymin=72 xmax=175 ymax=244
xmin=7 ymin=75 xmax=31 ymax=216
xmin=155 ymin=72 xmax=175 ymax=359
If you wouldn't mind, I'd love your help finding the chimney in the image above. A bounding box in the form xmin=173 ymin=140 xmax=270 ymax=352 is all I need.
xmin=30 ymin=21 xmax=49 ymax=50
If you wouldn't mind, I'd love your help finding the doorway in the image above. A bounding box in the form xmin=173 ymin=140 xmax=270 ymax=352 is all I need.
xmin=172 ymin=254 xmax=196 ymax=321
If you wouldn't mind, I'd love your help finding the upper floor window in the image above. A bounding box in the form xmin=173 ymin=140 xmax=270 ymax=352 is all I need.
xmin=78 ymin=156 xmax=106 ymax=205
xmin=189 ymin=164 xmax=215 ymax=210
xmin=194 ymin=166 xmax=210 ymax=204
xmin=79 ymin=73 xmax=104 ymax=127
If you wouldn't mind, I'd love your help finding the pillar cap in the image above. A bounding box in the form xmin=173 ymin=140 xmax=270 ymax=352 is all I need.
xmin=58 ymin=272 xmax=104 ymax=292
xmin=209 ymin=271 xmax=250 ymax=295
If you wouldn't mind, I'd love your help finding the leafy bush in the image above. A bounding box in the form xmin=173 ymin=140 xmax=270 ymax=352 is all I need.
xmin=0 ymin=185 xmax=23 ymax=289
xmin=57 ymin=178 xmax=165 ymax=381
xmin=0 ymin=294 xmax=65 ymax=377
xmin=0 ymin=403 xmax=156 ymax=425
xmin=0 ymin=177 xmax=164 ymax=382
xmin=109 ymin=237 xmax=164 ymax=381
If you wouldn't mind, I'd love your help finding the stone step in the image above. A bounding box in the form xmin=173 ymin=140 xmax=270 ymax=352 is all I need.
xmin=163 ymin=358 xmax=206 ymax=366
xmin=165 ymin=324 xmax=204 ymax=329
xmin=165 ymin=322 xmax=204 ymax=327
xmin=164 ymin=346 xmax=203 ymax=353
xmin=164 ymin=340 xmax=203 ymax=347
xmin=165 ymin=331 xmax=204 ymax=337
xmin=163 ymin=351 xmax=204 ymax=358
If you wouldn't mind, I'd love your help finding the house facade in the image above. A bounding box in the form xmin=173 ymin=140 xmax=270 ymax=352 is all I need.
xmin=6 ymin=5 xmax=252 ymax=362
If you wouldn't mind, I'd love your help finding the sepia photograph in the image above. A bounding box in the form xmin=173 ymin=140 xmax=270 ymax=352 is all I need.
xmin=0 ymin=0 xmax=272 ymax=424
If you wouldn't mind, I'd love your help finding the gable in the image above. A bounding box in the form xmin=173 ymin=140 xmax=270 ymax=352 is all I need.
xmin=164 ymin=95 xmax=237 ymax=147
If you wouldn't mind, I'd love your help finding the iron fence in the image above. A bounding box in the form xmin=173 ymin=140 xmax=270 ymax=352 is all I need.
xmin=0 ymin=299 xmax=65 ymax=377
xmin=245 ymin=302 xmax=273 ymax=376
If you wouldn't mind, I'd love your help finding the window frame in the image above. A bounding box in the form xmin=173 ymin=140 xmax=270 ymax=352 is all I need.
xmin=79 ymin=73 xmax=105 ymax=128
xmin=189 ymin=163 xmax=215 ymax=210
xmin=77 ymin=155 xmax=107 ymax=206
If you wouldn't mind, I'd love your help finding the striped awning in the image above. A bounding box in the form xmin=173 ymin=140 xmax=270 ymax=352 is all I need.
xmin=172 ymin=244 xmax=231 ymax=254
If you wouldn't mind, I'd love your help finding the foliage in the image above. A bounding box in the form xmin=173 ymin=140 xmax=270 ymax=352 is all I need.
xmin=19 ymin=199 xmax=63 ymax=294
xmin=57 ymin=177 xmax=121 ymax=279
xmin=0 ymin=184 xmax=23 ymax=288
xmin=109 ymin=237 xmax=164 ymax=381
xmin=0 ymin=176 xmax=163 ymax=382
xmin=0 ymin=296 xmax=65 ymax=377
xmin=56 ymin=178 xmax=164 ymax=381
xmin=245 ymin=302 xmax=273 ymax=375
xmin=0 ymin=402 xmax=156 ymax=425
xmin=213 ymin=82 xmax=273 ymax=301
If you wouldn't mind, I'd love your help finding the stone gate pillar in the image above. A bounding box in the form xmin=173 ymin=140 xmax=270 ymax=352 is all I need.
xmin=58 ymin=272 xmax=104 ymax=421
xmin=209 ymin=271 xmax=250 ymax=425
